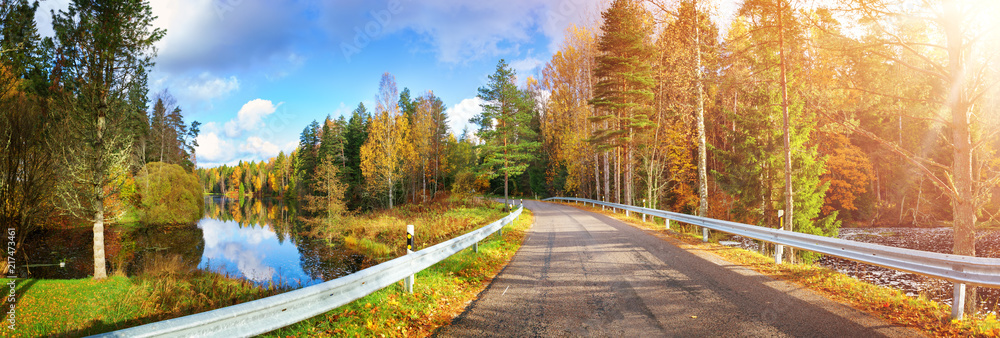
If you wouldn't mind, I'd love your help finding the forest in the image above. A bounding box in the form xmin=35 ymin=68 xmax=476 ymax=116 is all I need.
xmin=2 ymin=0 xmax=1000 ymax=305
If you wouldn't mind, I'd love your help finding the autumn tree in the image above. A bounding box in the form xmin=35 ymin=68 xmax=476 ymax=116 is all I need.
xmin=0 ymin=2 xmax=56 ymax=273
xmin=303 ymin=154 xmax=348 ymax=221
xmin=540 ymin=24 xmax=599 ymax=198
xmin=830 ymin=0 xmax=1000 ymax=313
xmin=646 ymin=0 xmax=720 ymax=213
xmin=361 ymin=73 xmax=413 ymax=209
xmin=473 ymin=59 xmax=541 ymax=210
xmin=50 ymin=0 xmax=163 ymax=279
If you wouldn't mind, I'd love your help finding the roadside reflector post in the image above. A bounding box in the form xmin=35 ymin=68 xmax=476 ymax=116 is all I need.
xmin=406 ymin=224 xmax=414 ymax=293
xmin=775 ymin=210 xmax=784 ymax=264
xmin=953 ymin=282 xmax=966 ymax=320
xmin=518 ymin=199 xmax=523 ymax=222
xmin=642 ymin=200 xmax=647 ymax=222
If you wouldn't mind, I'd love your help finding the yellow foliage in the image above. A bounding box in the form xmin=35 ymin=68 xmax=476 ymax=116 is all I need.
xmin=361 ymin=73 xmax=414 ymax=207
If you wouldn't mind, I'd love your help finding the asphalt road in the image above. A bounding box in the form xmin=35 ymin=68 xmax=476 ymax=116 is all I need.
xmin=438 ymin=200 xmax=920 ymax=337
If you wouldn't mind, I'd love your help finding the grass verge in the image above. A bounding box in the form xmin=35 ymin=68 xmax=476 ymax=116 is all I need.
xmin=263 ymin=209 xmax=534 ymax=337
xmin=0 ymin=270 xmax=285 ymax=337
xmin=559 ymin=201 xmax=1000 ymax=337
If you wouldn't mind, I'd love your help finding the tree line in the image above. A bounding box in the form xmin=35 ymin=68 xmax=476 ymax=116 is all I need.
xmin=532 ymin=0 xmax=999 ymax=312
xmin=1 ymin=0 xmax=200 ymax=279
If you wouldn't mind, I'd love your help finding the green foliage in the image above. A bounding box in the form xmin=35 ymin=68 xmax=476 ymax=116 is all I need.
xmin=473 ymin=59 xmax=542 ymax=204
xmin=134 ymin=162 xmax=204 ymax=225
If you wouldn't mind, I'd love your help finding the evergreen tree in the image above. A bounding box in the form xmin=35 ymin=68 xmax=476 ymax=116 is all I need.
xmin=344 ymin=102 xmax=370 ymax=208
xmin=472 ymin=59 xmax=541 ymax=210
xmin=297 ymin=120 xmax=321 ymax=193
xmin=589 ymin=0 xmax=656 ymax=206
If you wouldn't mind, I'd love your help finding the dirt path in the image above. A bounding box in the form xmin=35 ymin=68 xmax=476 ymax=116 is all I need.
xmin=438 ymin=200 xmax=920 ymax=337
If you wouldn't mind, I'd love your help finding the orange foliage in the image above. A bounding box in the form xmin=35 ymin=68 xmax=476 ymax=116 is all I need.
xmin=819 ymin=133 xmax=873 ymax=215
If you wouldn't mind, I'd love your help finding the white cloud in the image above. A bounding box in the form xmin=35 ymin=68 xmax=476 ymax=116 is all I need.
xmin=149 ymin=0 xmax=307 ymax=73
xmin=446 ymin=97 xmax=484 ymax=137
xmin=240 ymin=136 xmax=281 ymax=159
xmin=511 ymin=56 xmax=544 ymax=81
xmin=224 ymin=99 xmax=280 ymax=138
xmin=321 ymin=0 xmax=607 ymax=63
xmin=185 ymin=73 xmax=240 ymax=101
xmin=195 ymin=131 xmax=231 ymax=163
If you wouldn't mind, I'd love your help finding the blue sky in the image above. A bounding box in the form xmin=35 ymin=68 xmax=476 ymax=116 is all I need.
xmin=34 ymin=0 xmax=609 ymax=168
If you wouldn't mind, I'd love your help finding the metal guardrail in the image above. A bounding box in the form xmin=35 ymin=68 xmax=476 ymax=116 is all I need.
xmin=544 ymin=197 xmax=1000 ymax=288
xmin=95 ymin=205 xmax=523 ymax=337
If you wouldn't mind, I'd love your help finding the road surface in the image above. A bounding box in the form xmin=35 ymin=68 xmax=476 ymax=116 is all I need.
xmin=438 ymin=200 xmax=919 ymax=337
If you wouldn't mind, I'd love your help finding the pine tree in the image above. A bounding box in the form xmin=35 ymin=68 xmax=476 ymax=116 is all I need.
xmin=589 ymin=0 xmax=656 ymax=207
xmin=473 ymin=59 xmax=541 ymax=210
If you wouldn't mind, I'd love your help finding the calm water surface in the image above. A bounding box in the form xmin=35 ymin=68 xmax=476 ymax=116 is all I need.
xmin=195 ymin=196 xmax=368 ymax=287
xmin=23 ymin=196 xmax=369 ymax=287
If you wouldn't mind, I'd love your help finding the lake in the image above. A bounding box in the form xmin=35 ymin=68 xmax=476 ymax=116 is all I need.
xmin=22 ymin=196 xmax=371 ymax=288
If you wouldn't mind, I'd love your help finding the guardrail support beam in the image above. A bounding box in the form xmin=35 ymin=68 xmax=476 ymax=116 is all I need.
xmin=665 ymin=218 xmax=670 ymax=230
xmin=703 ymin=228 xmax=709 ymax=242
xmin=473 ymin=241 xmax=479 ymax=253
xmin=952 ymin=282 xmax=966 ymax=320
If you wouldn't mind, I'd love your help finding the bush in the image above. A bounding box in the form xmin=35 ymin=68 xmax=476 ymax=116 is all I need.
xmin=134 ymin=162 xmax=204 ymax=225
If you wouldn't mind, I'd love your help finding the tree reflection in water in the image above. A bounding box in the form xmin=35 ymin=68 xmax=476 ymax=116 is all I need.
xmin=23 ymin=196 xmax=373 ymax=288
xmin=198 ymin=196 xmax=372 ymax=287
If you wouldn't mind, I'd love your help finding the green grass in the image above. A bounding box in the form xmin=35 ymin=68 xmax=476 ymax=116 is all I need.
xmin=7 ymin=198 xmax=526 ymax=337
xmin=0 ymin=267 xmax=287 ymax=337
xmin=562 ymin=201 xmax=1000 ymax=337
xmin=263 ymin=209 xmax=534 ymax=337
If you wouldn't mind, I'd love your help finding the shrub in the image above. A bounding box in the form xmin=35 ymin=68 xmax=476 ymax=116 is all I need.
xmin=134 ymin=162 xmax=204 ymax=225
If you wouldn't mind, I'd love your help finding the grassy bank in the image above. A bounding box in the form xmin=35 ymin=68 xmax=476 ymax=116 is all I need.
xmin=304 ymin=197 xmax=506 ymax=261
xmin=0 ymin=270 xmax=285 ymax=337
xmin=3 ymin=198 xmax=525 ymax=337
xmin=562 ymin=201 xmax=1000 ymax=337
xmin=264 ymin=208 xmax=534 ymax=337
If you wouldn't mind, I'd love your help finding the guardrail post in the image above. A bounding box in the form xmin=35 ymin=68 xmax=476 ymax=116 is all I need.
xmin=473 ymin=241 xmax=479 ymax=253
xmin=702 ymin=227 xmax=709 ymax=242
xmin=953 ymin=282 xmax=966 ymax=320
xmin=665 ymin=218 xmax=670 ymax=230
xmin=406 ymin=224 xmax=414 ymax=293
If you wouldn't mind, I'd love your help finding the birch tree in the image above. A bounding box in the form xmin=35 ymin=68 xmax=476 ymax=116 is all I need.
xmin=361 ymin=73 xmax=413 ymax=209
